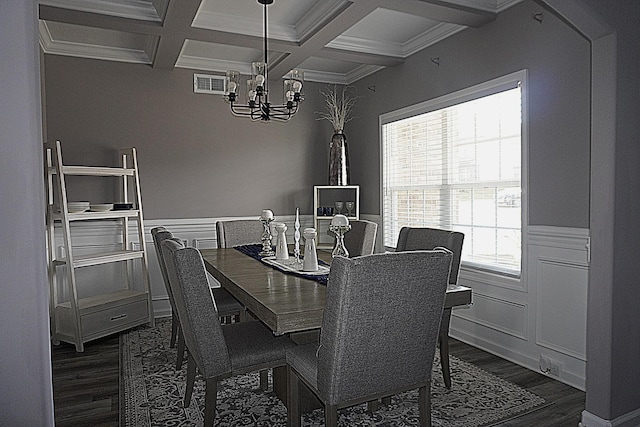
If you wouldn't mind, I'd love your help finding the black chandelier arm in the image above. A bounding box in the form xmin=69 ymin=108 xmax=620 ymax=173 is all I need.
xmin=269 ymin=103 xmax=299 ymax=115
xmin=229 ymin=100 xmax=300 ymax=122
xmin=229 ymin=103 xmax=261 ymax=118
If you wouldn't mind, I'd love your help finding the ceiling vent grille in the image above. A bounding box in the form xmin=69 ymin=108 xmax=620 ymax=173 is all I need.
xmin=193 ymin=73 xmax=226 ymax=94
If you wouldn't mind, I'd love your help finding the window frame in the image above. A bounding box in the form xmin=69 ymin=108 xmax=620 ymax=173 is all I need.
xmin=379 ymin=70 xmax=529 ymax=279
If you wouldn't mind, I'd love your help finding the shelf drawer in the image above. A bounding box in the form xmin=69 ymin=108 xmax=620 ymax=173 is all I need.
xmin=81 ymin=299 xmax=148 ymax=338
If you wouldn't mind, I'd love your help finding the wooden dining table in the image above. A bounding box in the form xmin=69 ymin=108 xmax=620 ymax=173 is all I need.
xmin=200 ymin=247 xmax=472 ymax=335
xmin=200 ymin=246 xmax=472 ymax=409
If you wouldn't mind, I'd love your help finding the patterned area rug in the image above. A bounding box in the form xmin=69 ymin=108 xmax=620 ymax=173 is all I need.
xmin=121 ymin=319 xmax=546 ymax=426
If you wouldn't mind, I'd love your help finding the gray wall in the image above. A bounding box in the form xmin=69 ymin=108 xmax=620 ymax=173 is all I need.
xmin=43 ymin=56 xmax=335 ymax=219
xmin=348 ymin=0 xmax=591 ymax=229
xmin=42 ymin=1 xmax=593 ymax=229
xmin=0 ymin=1 xmax=54 ymax=425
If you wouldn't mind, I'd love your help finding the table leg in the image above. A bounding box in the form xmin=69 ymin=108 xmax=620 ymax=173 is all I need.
xmin=439 ymin=308 xmax=453 ymax=389
xmin=273 ymin=366 xmax=322 ymax=412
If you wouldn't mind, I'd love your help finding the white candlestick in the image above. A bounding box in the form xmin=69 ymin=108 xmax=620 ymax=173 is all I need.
xmin=294 ymin=208 xmax=301 ymax=261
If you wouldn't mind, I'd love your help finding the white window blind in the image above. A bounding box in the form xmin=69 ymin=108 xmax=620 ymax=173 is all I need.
xmin=381 ymin=71 xmax=525 ymax=275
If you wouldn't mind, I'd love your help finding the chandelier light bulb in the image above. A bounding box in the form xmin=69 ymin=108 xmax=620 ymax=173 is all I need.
xmin=293 ymin=81 xmax=302 ymax=92
xmin=227 ymin=81 xmax=237 ymax=94
xmin=255 ymin=74 xmax=265 ymax=88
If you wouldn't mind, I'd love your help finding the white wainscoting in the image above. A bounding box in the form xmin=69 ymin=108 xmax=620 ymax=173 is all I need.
xmin=451 ymin=225 xmax=589 ymax=391
xmin=53 ymin=218 xmax=589 ymax=390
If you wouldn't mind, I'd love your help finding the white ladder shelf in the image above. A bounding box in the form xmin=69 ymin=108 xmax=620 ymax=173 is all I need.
xmin=45 ymin=140 xmax=154 ymax=352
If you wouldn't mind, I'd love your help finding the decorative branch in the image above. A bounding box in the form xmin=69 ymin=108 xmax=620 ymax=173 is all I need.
xmin=316 ymin=85 xmax=359 ymax=132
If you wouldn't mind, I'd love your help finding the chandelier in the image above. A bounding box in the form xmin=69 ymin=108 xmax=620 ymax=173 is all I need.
xmin=224 ymin=0 xmax=304 ymax=122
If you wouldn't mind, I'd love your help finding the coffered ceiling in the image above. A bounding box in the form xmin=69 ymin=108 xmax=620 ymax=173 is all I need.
xmin=38 ymin=0 xmax=523 ymax=84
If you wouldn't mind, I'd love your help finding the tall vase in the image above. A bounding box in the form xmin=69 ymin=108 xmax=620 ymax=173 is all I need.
xmin=329 ymin=130 xmax=350 ymax=185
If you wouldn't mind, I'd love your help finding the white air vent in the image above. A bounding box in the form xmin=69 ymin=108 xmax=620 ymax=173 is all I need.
xmin=193 ymin=73 xmax=226 ymax=94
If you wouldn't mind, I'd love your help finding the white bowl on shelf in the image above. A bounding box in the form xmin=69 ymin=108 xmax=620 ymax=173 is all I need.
xmin=67 ymin=201 xmax=90 ymax=213
xmin=89 ymin=203 xmax=113 ymax=212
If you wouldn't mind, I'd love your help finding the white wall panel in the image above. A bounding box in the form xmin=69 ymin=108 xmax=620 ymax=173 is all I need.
xmin=455 ymin=293 xmax=528 ymax=339
xmin=535 ymin=258 xmax=588 ymax=359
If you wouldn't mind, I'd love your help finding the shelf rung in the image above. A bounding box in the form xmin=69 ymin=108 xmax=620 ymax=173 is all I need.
xmin=54 ymin=250 xmax=144 ymax=268
xmin=55 ymin=210 xmax=140 ymax=221
xmin=53 ymin=165 xmax=135 ymax=176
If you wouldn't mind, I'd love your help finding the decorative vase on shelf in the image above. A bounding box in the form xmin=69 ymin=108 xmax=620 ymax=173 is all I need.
xmin=329 ymin=130 xmax=349 ymax=186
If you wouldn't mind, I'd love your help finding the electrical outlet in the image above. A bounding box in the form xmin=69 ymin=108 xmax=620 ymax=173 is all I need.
xmin=539 ymin=355 xmax=550 ymax=372
xmin=539 ymin=355 xmax=562 ymax=377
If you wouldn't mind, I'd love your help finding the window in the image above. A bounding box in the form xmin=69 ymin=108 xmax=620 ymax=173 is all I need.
xmin=381 ymin=71 xmax=526 ymax=276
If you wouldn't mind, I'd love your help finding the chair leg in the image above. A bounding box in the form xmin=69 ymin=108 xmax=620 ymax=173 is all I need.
xmin=260 ymin=369 xmax=269 ymax=391
xmin=439 ymin=308 xmax=453 ymax=389
xmin=203 ymin=378 xmax=218 ymax=427
xmin=325 ymin=404 xmax=338 ymax=427
xmin=439 ymin=335 xmax=451 ymax=389
xmin=366 ymin=399 xmax=380 ymax=413
xmin=170 ymin=311 xmax=179 ymax=348
xmin=287 ymin=366 xmax=301 ymax=427
xmin=419 ymin=385 xmax=431 ymax=427
xmin=176 ymin=330 xmax=185 ymax=371
xmin=185 ymin=351 xmax=196 ymax=407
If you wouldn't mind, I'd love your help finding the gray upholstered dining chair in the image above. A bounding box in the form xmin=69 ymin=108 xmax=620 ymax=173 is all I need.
xmin=151 ymin=226 xmax=243 ymax=370
xmin=286 ymin=250 xmax=452 ymax=427
xmin=161 ymin=239 xmax=296 ymax=427
xmin=343 ymin=219 xmax=378 ymax=256
xmin=395 ymin=226 xmax=465 ymax=389
xmin=215 ymin=218 xmax=271 ymax=389
xmin=216 ymin=219 xmax=263 ymax=248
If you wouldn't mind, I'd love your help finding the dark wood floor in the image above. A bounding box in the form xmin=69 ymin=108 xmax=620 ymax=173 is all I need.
xmin=51 ymin=335 xmax=584 ymax=426
xmin=51 ymin=335 xmax=120 ymax=427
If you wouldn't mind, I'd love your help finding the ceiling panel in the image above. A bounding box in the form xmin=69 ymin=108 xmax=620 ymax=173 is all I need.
xmin=38 ymin=0 xmax=524 ymax=84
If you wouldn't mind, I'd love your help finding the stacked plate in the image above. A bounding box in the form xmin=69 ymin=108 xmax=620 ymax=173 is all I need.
xmin=113 ymin=202 xmax=134 ymax=210
xmin=89 ymin=203 xmax=114 ymax=212
xmin=67 ymin=201 xmax=90 ymax=213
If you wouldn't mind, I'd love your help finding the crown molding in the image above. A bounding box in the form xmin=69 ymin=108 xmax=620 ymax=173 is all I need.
xmin=327 ymin=21 xmax=466 ymax=59
xmin=294 ymin=0 xmax=350 ymax=42
xmin=39 ymin=20 xmax=151 ymax=64
xmin=403 ymin=22 xmax=467 ymax=56
xmin=38 ymin=0 xmax=161 ymax=22
xmin=175 ymin=54 xmax=252 ymax=75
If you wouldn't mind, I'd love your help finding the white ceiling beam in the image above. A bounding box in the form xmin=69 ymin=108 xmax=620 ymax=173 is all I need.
xmin=270 ymin=1 xmax=380 ymax=79
xmin=382 ymin=0 xmax=496 ymax=27
xmin=152 ymin=0 xmax=202 ymax=69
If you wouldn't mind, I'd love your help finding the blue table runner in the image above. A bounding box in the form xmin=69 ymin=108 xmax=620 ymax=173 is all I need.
xmin=234 ymin=244 xmax=329 ymax=286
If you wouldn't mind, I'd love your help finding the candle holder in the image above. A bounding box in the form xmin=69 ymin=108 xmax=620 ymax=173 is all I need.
xmin=294 ymin=208 xmax=301 ymax=266
xmin=329 ymin=223 xmax=351 ymax=258
xmin=259 ymin=217 xmax=275 ymax=257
